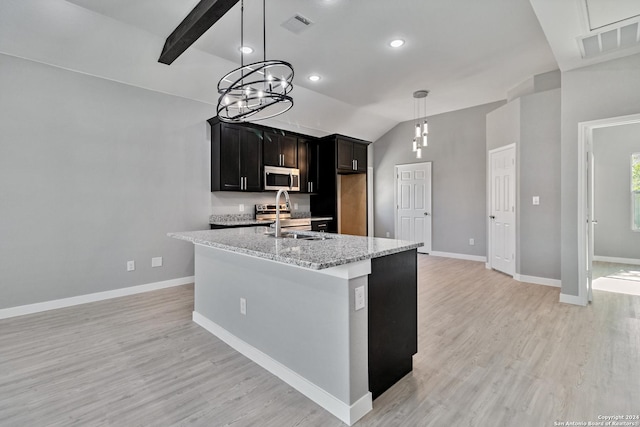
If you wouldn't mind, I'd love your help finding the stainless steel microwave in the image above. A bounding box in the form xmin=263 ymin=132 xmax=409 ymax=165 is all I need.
xmin=264 ymin=166 xmax=300 ymax=191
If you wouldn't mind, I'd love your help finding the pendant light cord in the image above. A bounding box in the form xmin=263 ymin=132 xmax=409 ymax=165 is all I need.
xmin=263 ymin=0 xmax=266 ymax=62
xmin=240 ymin=0 xmax=244 ymax=83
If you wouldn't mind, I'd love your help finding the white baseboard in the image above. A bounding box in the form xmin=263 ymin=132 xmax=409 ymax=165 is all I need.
xmin=0 ymin=276 xmax=194 ymax=320
xmin=559 ymin=293 xmax=587 ymax=306
xmin=514 ymin=274 xmax=561 ymax=288
xmin=593 ymin=256 xmax=640 ymax=266
xmin=430 ymin=251 xmax=487 ymax=263
xmin=193 ymin=311 xmax=372 ymax=426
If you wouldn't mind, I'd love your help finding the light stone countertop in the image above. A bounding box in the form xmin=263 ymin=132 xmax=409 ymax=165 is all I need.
xmin=168 ymin=227 xmax=422 ymax=270
xmin=209 ymin=213 xmax=333 ymax=226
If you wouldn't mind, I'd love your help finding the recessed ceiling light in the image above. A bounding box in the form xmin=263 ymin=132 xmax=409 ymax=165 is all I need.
xmin=389 ymin=39 xmax=405 ymax=48
xmin=308 ymin=74 xmax=321 ymax=82
xmin=239 ymin=46 xmax=253 ymax=54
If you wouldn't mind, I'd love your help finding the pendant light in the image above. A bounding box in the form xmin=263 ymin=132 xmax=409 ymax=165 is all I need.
xmin=412 ymin=90 xmax=429 ymax=159
xmin=216 ymin=0 xmax=294 ymax=122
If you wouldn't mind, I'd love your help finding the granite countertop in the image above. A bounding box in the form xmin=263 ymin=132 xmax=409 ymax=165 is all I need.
xmin=209 ymin=212 xmax=333 ymax=226
xmin=168 ymin=227 xmax=422 ymax=270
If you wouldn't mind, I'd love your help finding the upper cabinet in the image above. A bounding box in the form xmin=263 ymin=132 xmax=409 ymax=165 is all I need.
xmin=299 ymin=138 xmax=320 ymax=193
xmin=208 ymin=118 xmax=366 ymax=195
xmin=209 ymin=120 xmax=263 ymax=192
xmin=263 ymin=131 xmax=298 ymax=168
xmin=336 ymin=136 xmax=368 ymax=174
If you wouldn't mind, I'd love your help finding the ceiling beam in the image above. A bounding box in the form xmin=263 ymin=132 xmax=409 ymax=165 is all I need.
xmin=158 ymin=0 xmax=239 ymax=65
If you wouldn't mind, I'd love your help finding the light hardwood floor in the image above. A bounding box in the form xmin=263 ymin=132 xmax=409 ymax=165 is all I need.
xmin=1 ymin=256 xmax=639 ymax=426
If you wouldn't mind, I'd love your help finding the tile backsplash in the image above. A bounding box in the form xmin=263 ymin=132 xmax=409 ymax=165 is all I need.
xmin=210 ymin=192 xmax=311 ymax=215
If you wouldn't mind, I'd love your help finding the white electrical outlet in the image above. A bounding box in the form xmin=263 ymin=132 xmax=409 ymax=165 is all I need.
xmin=354 ymin=286 xmax=365 ymax=311
xmin=469 ymin=238 xmax=475 ymax=246
xmin=386 ymin=232 xmax=390 ymax=238
xmin=239 ymin=204 xmax=245 ymax=212
xmin=532 ymin=196 xmax=540 ymax=205
xmin=127 ymin=260 xmax=135 ymax=272
xmin=240 ymin=297 xmax=247 ymax=315
xmin=151 ymin=257 xmax=163 ymax=267
xmin=294 ymin=203 xmax=299 ymax=210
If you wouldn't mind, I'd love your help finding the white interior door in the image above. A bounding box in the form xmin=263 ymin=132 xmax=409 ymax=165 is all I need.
xmin=489 ymin=145 xmax=516 ymax=276
xmin=396 ymin=162 xmax=432 ymax=254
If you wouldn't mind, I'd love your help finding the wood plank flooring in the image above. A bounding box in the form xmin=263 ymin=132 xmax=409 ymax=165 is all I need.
xmin=1 ymin=255 xmax=639 ymax=426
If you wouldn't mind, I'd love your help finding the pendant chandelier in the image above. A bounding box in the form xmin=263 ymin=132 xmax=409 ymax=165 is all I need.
xmin=216 ymin=0 xmax=294 ymax=122
xmin=412 ymin=90 xmax=429 ymax=159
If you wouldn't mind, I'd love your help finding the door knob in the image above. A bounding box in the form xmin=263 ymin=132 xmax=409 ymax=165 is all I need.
xmin=424 ymin=212 xmax=430 ymax=216
xmin=489 ymin=215 xmax=495 ymax=219
xmin=592 ymin=219 xmax=598 ymax=225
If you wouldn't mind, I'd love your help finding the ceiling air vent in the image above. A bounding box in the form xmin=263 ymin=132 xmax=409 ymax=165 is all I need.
xmin=281 ymin=14 xmax=314 ymax=34
xmin=578 ymin=20 xmax=640 ymax=58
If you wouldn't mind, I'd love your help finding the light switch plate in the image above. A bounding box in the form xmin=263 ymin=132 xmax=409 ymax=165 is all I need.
xmin=152 ymin=257 xmax=163 ymax=267
xmin=532 ymin=196 xmax=540 ymax=205
xmin=239 ymin=204 xmax=245 ymax=212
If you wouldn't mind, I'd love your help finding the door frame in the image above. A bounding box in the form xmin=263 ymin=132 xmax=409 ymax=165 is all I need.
xmin=486 ymin=143 xmax=517 ymax=273
xmin=577 ymin=112 xmax=640 ymax=306
xmin=394 ymin=161 xmax=432 ymax=252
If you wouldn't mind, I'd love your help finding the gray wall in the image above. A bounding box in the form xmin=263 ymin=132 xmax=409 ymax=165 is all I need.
xmin=593 ymin=123 xmax=640 ymax=259
xmin=0 ymin=54 xmax=212 ymax=309
xmin=519 ymin=88 xmax=561 ymax=279
xmin=194 ymin=245 xmax=369 ymax=405
xmin=486 ymin=99 xmax=520 ymax=151
xmin=372 ymin=101 xmax=504 ymax=257
xmin=485 ymin=88 xmax=561 ymax=280
xmin=561 ymin=52 xmax=640 ymax=296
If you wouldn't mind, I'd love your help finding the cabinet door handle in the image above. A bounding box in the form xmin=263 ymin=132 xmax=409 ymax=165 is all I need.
xmin=310 ymin=182 xmax=313 ymax=193
xmin=355 ymin=159 xmax=358 ymax=170
xmin=242 ymin=177 xmax=246 ymax=190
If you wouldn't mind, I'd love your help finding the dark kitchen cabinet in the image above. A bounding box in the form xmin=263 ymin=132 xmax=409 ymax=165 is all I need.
xmin=337 ymin=137 xmax=368 ymax=173
xmin=263 ymin=131 xmax=298 ymax=168
xmin=299 ymin=138 xmax=320 ymax=193
xmin=368 ymin=249 xmax=418 ymax=399
xmin=353 ymin=143 xmax=368 ymax=173
xmin=209 ymin=120 xmax=263 ymax=192
xmin=311 ymin=219 xmax=330 ymax=232
xmin=310 ymin=134 xmax=370 ymax=234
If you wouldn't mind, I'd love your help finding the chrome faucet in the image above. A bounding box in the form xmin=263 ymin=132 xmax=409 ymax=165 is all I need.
xmin=274 ymin=189 xmax=291 ymax=238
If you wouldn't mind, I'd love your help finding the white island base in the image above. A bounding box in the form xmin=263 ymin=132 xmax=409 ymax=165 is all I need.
xmin=192 ymin=244 xmax=373 ymax=425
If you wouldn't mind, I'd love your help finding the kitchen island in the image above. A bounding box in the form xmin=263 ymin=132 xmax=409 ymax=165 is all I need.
xmin=169 ymin=227 xmax=422 ymax=425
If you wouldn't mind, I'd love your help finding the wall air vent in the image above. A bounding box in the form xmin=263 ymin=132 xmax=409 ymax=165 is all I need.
xmin=281 ymin=14 xmax=314 ymax=34
xmin=578 ymin=20 xmax=640 ymax=58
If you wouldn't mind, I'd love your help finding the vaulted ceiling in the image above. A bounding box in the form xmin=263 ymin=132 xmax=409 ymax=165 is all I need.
xmin=65 ymin=0 xmax=558 ymax=124
xmin=1 ymin=0 xmax=639 ymax=141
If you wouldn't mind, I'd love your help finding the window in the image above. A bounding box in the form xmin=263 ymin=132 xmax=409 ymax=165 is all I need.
xmin=633 ymin=153 xmax=640 ymax=231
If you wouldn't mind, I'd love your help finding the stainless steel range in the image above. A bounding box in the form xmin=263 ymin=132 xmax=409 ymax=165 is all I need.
xmin=255 ymin=204 xmax=311 ymax=231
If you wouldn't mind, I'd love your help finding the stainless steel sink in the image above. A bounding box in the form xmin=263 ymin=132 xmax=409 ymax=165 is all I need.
xmin=265 ymin=232 xmax=332 ymax=241
xmin=296 ymin=235 xmax=332 ymax=241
